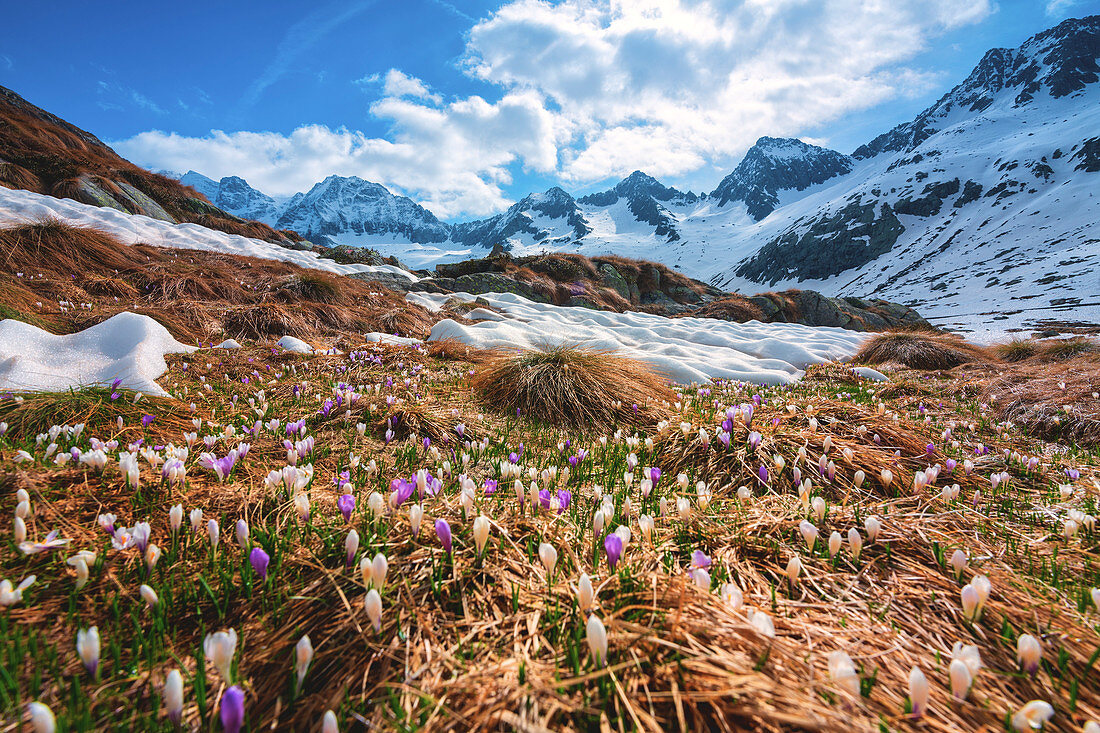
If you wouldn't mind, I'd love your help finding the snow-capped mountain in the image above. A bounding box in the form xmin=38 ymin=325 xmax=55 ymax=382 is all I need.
xmin=710 ymin=137 xmax=853 ymax=220
xmin=451 ymin=186 xmax=590 ymax=250
xmin=707 ymin=14 xmax=1100 ymax=338
xmin=181 ymin=171 xmax=279 ymax=223
xmin=275 ymin=175 xmax=451 ymax=245
xmin=177 ymin=171 xmax=451 ymax=251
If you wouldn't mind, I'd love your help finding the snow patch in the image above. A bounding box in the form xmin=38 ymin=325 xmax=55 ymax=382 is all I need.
xmin=425 ymin=292 xmax=867 ymax=385
xmin=0 ymin=312 xmax=196 ymax=397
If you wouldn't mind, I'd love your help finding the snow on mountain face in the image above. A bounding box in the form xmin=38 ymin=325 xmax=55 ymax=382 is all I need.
xmin=710 ymin=138 xmax=854 ymax=220
xmin=451 ymin=186 xmax=591 ymax=250
xmin=179 ymin=170 xmax=279 ymax=223
xmin=578 ymin=171 xmax=700 ymax=242
xmin=710 ymin=15 xmax=1100 ymax=340
xmin=275 ymin=175 xmax=451 ymax=245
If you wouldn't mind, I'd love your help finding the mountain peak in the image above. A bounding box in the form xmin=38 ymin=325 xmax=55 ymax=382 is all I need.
xmin=853 ymin=14 xmax=1100 ymax=159
xmin=711 ymin=138 xmax=853 ymax=220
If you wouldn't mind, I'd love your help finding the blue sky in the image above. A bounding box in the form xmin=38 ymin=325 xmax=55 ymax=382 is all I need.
xmin=2 ymin=0 xmax=1097 ymax=220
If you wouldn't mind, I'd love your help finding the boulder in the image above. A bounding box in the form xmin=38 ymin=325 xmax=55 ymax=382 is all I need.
xmin=451 ymin=272 xmax=550 ymax=303
xmin=597 ymin=263 xmax=632 ymax=301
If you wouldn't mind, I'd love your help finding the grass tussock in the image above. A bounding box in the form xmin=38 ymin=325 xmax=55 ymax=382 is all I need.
xmin=982 ymin=357 xmax=1100 ymax=445
xmin=854 ymin=330 xmax=992 ymax=370
xmin=686 ymin=294 xmax=765 ymax=322
xmin=471 ymin=344 xmax=674 ymax=429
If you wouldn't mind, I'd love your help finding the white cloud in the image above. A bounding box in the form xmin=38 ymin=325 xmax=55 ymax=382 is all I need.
xmin=116 ymin=0 xmax=994 ymax=218
xmin=116 ymin=89 xmax=558 ymax=218
xmin=1044 ymin=0 xmax=1079 ymax=17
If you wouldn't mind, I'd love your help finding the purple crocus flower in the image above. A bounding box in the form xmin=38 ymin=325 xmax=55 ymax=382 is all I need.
xmin=337 ymin=494 xmax=356 ymax=522
xmin=1066 ymin=467 xmax=1080 ymax=481
xmin=539 ymin=489 xmax=552 ymax=510
xmin=249 ymin=547 xmax=270 ymax=580
xmin=757 ymin=465 xmax=769 ymax=484
xmin=423 ymin=437 xmax=431 ymax=450
xmin=436 ymin=519 xmax=452 ymax=555
xmin=925 ymin=443 xmax=935 ymax=456
xmin=604 ymin=533 xmax=623 ymax=570
xmin=557 ymin=489 xmax=572 ymax=512
xmin=649 ymin=467 xmax=661 ymax=486
xmin=691 ymin=549 xmax=711 ymax=569
xmin=568 ymin=455 xmax=579 ymax=467
xmin=141 ymin=414 xmax=155 ymax=428
xmin=390 ymin=478 xmax=415 ymax=506
xmin=508 ymin=452 xmax=519 ymax=464
xmin=220 ymin=685 xmax=245 ymax=733
xmin=483 ymin=479 xmax=498 ymax=495
xmin=945 ymin=458 xmax=957 ymax=472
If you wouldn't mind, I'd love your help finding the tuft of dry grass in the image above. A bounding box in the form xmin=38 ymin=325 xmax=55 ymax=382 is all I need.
xmin=686 ymin=295 xmax=765 ymax=322
xmin=0 ymin=387 xmax=197 ymax=441
xmin=426 ymin=337 xmax=494 ymax=363
xmin=471 ymin=344 xmax=674 ymax=429
xmin=854 ymin=331 xmax=992 ymax=370
xmin=982 ymin=357 xmax=1100 ymax=445
xmin=991 ymin=338 xmax=1040 ymax=362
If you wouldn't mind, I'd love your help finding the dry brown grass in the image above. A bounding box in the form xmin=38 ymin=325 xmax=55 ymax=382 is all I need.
xmin=854 ymin=331 xmax=992 ymax=370
xmin=685 ymin=295 xmax=764 ymax=322
xmin=0 ymin=219 xmax=440 ymax=345
xmin=426 ymin=337 xmax=495 ymax=363
xmin=471 ymin=344 xmax=674 ymax=429
xmin=982 ymin=357 xmax=1100 ymax=446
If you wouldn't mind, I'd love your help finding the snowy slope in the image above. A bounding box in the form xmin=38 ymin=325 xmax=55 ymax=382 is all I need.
xmin=0 ymin=187 xmax=417 ymax=281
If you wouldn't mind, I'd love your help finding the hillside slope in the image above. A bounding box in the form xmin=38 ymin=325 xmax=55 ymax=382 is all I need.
xmin=0 ymin=85 xmax=301 ymax=246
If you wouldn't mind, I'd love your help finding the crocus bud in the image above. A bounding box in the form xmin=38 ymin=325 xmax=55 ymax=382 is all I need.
xmin=949 ymin=658 xmax=971 ymax=701
xmin=1017 ymin=634 xmax=1041 ymax=676
xmin=811 ymin=496 xmax=826 ymax=522
xmin=864 ymin=516 xmax=881 ymax=543
xmin=219 ymin=686 xmax=245 ymax=733
xmin=345 ymin=530 xmax=359 ymax=568
xmin=207 ymin=519 xmax=220 ymax=551
xmin=77 ymin=626 xmax=100 ymax=676
xmin=146 ymin=544 xmax=161 ymax=571
xmin=27 ymin=701 xmax=56 ymax=733
xmin=235 ymin=519 xmax=249 ymax=549
xmin=169 ymin=504 xmax=183 ymax=533
xmin=880 ymin=469 xmax=893 ymax=488
xmin=296 ymin=635 xmax=314 ymax=691
xmin=604 ymin=533 xmax=623 ymax=570
xmin=140 ymin=584 xmax=159 ymax=608
xmin=949 ymin=549 xmax=967 ymax=580
xmin=472 ymin=515 xmax=490 ymax=557
xmin=372 ymin=553 xmax=388 ymax=589
xmin=586 ymin=614 xmax=608 ymax=667
xmin=577 ymin=573 xmax=594 ymax=611
xmin=848 ymin=528 xmax=863 ymax=562
xmin=322 ymin=710 xmax=338 ymax=733
xmin=539 ymin=543 xmax=558 ymax=579
xmin=961 ymin=584 xmax=981 ymax=621
xmin=908 ymin=666 xmax=929 ymax=717
xmin=828 ymin=651 xmax=860 ymax=698
xmin=204 ymin=629 xmax=237 ymax=684
xmin=295 ymin=494 xmax=310 ymax=523
xmin=677 ymin=497 xmax=691 ymax=522
xmin=189 ymin=508 xmax=203 ymax=532
xmin=164 ymin=669 xmax=184 ymax=724
xmin=786 ymin=556 xmax=801 ymax=585
xmin=435 ymin=519 xmax=452 ymax=554
xmin=799 ymin=520 xmax=818 ymax=552
xmin=1011 ymin=700 xmax=1054 ymax=731
xmin=365 ymin=589 xmax=382 ymax=632
xmin=638 ymin=514 xmax=654 ymax=543
xmin=828 ymin=531 xmax=842 ymax=558
xmin=249 ymin=547 xmax=270 ymax=580
xmin=719 ymin=583 xmax=743 ymax=610
xmin=409 ymin=504 xmax=423 ymax=538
